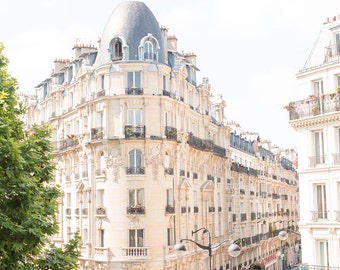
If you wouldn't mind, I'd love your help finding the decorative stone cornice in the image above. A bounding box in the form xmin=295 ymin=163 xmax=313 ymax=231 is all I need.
xmin=290 ymin=114 xmax=340 ymax=129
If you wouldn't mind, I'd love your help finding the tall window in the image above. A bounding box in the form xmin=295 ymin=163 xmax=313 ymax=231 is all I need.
xmin=313 ymin=79 xmax=324 ymax=96
xmin=127 ymin=72 xmax=141 ymax=90
xmin=101 ymin=75 xmax=105 ymax=90
xmin=67 ymin=66 xmax=73 ymax=84
xmin=167 ymin=228 xmax=174 ymax=246
xmin=336 ymin=33 xmax=340 ymax=54
xmin=129 ymin=189 xmax=144 ymax=208
xmin=67 ymin=227 xmax=71 ymax=242
xmin=68 ymin=92 xmax=73 ymax=110
xmin=316 ymin=240 xmax=329 ymax=266
xmin=315 ymin=184 xmax=327 ymax=219
xmin=111 ymin=39 xmax=122 ymax=60
xmin=97 ymin=189 xmax=104 ymax=206
xmin=99 ymin=152 xmax=105 ymax=173
xmin=336 ymin=74 xmax=340 ymax=87
xmin=313 ymin=130 xmax=325 ymax=165
xmin=98 ymin=229 xmax=104 ymax=247
xmin=66 ymin=193 xmax=71 ymax=208
xmin=127 ymin=110 xmax=142 ymax=126
xmin=129 ymin=229 xmax=144 ymax=247
xmin=164 ymin=112 xmax=172 ymax=127
xmin=82 ymin=228 xmax=88 ymax=245
xmin=166 ymin=189 xmax=173 ymax=207
xmin=194 ymin=191 xmax=198 ymax=207
xmin=335 ymin=128 xmax=340 ymax=165
xmin=128 ymin=149 xmax=142 ymax=173
xmin=144 ymin=41 xmax=154 ymax=60
xmin=162 ymin=75 xmax=167 ymax=91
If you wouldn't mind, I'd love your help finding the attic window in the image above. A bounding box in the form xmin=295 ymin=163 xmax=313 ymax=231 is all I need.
xmin=144 ymin=41 xmax=155 ymax=61
xmin=110 ymin=38 xmax=123 ymax=61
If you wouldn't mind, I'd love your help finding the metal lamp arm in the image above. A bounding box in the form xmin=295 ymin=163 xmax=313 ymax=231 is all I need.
xmin=180 ymin=238 xmax=210 ymax=251
xmin=212 ymin=240 xmax=228 ymax=249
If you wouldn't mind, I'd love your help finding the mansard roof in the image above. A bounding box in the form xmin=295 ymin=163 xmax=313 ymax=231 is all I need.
xmin=95 ymin=1 xmax=164 ymax=66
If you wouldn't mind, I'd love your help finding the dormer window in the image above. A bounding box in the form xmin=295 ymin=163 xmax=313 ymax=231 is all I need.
xmin=139 ymin=34 xmax=159 ymax=62
xmin=110 ymin=38 xmax=123 ymax=61
xmin=144 ymin=41 xmax=155 ymax=61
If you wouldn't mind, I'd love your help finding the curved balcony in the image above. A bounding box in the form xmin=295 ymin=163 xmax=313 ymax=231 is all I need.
xmin=288 ymin=93 xmax=340 ymax=120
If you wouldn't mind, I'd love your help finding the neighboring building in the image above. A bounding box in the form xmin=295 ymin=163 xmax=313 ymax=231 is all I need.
xmin=21 ymin=1 xmax=298 ymax=269
xmin=287 ymin=15 xmax=340 ymax=268
xmin=226 ymin=124 xmax=299 ymax=270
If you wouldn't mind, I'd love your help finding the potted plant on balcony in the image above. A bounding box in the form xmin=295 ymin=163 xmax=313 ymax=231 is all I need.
xmin=167 ymin=129 xmax=177 ymax=139
xmin=312 ymin=105 xmax=319 ymax=115
xmin=337 ymin=85 xmax=340 ymax=95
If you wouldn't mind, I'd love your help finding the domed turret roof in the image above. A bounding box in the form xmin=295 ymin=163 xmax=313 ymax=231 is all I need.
xmin=95 ymin=1 xmax=164 ymax=66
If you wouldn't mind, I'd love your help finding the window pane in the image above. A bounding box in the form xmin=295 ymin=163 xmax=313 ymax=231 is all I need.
xmin=167 ymin=189 xmax=173 ymax=205
xmin=136 ymin=189 xmax=143 ymax=205
xmin=135 ymin=72 xmax=141 ymax=88
xmin=135 ymin=110 xmax=142 ymax=124
xmin=136 ymin=150 xmax=141 ymax=167
xmin=129 ymin=230 xmax=136 ymax=247
xmin=137 ymin=229 xmax=143 ymax=247
xmin=127 ymin=72 xmax=133 ymax=88
xmin=128 ymin=110 xmax=134 ymax=125
xmin=129 ymin=151 xmax=135 ymax=167
xmin=129 ymin=190 xmax=135 ymax=206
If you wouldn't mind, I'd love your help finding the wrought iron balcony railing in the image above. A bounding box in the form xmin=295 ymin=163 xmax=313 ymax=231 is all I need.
xmin=165 ymin=205 xmax=175 ymax=214
xmin=125 ymin=87 xmax=143 ymax=95
xmin=127 ymin=206 xmax=145 ymax=215
xmin=126 ymin=167 xmax=145 ymax=175
xmin=287 ymin=93 xmax=340 ymax=120
xmin=125 ymin=125 xmax=145 ymax=139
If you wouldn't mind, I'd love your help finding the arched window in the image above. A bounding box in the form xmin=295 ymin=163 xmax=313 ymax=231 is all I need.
xmin=144 ymin=41 xmax=154 ymax=60
xmin=110 ymin=38 xmax=123 ymax=61
xmin=127 ymin=150 xmax=144 ymax=174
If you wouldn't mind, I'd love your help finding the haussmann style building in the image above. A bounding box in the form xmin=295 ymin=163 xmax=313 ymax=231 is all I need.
xmin=287 ymin=15 xmax=340 ymax=269
xmin=21 ymin=1 xmax=299 ymax=269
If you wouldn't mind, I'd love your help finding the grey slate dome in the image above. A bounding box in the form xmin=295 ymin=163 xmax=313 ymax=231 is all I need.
xmin=95 ymin=1 xmax=165 ymax=66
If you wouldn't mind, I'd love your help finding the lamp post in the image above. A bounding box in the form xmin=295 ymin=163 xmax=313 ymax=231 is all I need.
xmin=174 ymin=227 xmax=241 ymax=270
xmin=277 ymin=230 xmax=288 ymax=270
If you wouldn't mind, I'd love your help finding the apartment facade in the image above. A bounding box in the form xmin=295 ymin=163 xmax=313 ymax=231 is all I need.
xmin=21 ymin=1 xmax=299 ymax=269
xmin=226 ymin=127 xmax=299 ymax=270
xmin=287 ymin=16 xmax=340 ymax=268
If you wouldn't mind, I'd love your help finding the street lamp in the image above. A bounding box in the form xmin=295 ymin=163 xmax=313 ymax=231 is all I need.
xmin=278 ymin=229 xmax=301 ymax=266
xmin=174 ymin=227 xmax=241 ymax=270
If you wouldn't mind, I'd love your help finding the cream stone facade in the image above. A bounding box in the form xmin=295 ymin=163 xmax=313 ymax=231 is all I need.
xmin=226 ymin=127 xmax=299 ymax=270
xmin=21 ymin=1 xmax=299 ymax=270
xmin=287 ymin=15 xmax=340 ymax=269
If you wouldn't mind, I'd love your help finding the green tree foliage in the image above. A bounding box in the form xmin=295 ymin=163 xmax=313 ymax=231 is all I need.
xmin=32 ymin=232 xmax=81 ymax=270
xmin=0 ymin=43 xmax=80 ymax=269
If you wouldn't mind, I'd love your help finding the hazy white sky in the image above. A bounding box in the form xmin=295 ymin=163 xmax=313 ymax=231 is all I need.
xmin=1 ymin=0 xmax=339 ymax=149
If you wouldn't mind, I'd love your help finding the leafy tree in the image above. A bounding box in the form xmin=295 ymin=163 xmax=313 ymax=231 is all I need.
xmin=0 ymin=43 xmax=80 ymax=269
xmin=33 ymin=232 xmax=81 ymax=270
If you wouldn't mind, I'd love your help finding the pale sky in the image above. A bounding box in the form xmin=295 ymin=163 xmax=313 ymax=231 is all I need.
xmin=1 ymin=0 xmax=339 ymax=149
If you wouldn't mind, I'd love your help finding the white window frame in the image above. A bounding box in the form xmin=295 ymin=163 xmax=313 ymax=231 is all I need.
xmin=312 ymin=79 xmax=324 ymax=97
xmin=127 ymin=71 xmax=141 ymax=89
xmin=129 ymin=188 xmax=144 ymax=208
xmin=312 ymin=130 xmax=325 ymax=165
xmin=314 ymin=183 xmax=327 ymax=219
xmin=127 ymin=110 xmax=142 ymax=126
xmin=316 ymin=240 xmax=329 ymax=266
xmin=129 ymin=229 xmax=144 ymax=247
xmin=166 ymin=189 xmax=173 ymax=207
xmin=128 ymin=149 xmax=142 ymax=169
